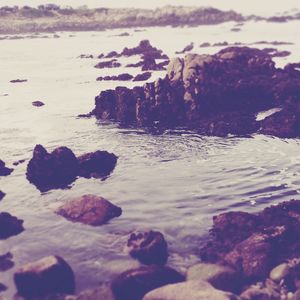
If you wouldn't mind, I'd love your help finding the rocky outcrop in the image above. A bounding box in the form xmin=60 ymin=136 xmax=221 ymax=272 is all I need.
xmin=0 ymin=159 xmax=13 ymax=176
xmin=0 ymin=212 xmax=24 ymax=239
xmin=14 ymin=256 xmax=75 ymax=298
xmin=111 ymin=265 xmax=184 ymax=300
xmin=126 ymin=231 xmax=168 ymax=266
xmin=56 ymin=195 xmax=122 ymax=226
xmin=26 ymin=145 xmax=117 ymax=191
xmin=90 ymin=47 xmax=300 ymax=138
xmin=0 ymin=190 xmax=5 ymax=201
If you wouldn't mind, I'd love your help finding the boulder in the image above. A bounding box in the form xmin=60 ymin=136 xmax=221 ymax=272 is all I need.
xmin=26 ymin=145 xmax=78 ymax=192
xmin=14 ymin=256 xmax=75 ymax=298
xmin=143 ymin=280 xmax=239 ymax=300
xmin=111 ymin=265 xmax=184 ymax=300
xmin=126 ymin=231 xmax=168 ymax=265
xmin=0 ymin=212 xmax=24 ymax=239
xmin=0 ymin=283 xmax=7 ymax=292
xmin=133 ymin=72 xmax=152 ymax=82
xmin=0 ymin=252 xmax=14 ymax=271
xmin=0 ymin=191 xmax=5 ymax=201
xmin=0 ymin=159 xmax=13 ymax=176
xmin=32 ymin=100 xmax=45 ymax=107
xmin=94 ymin=59 xmax=121 ymax=69
xmin=56 ymin=195 xmax=122 ymax=226
xmin=187 ymin=263 xmax=241 ymax=293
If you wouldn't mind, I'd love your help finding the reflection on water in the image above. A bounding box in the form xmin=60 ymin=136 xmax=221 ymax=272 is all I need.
xmin=0 ymin=24 xmax=300 ymax=297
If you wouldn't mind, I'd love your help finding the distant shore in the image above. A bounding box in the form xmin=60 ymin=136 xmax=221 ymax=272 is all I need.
xmin=0 ymin=5 xmax=272 ymax=35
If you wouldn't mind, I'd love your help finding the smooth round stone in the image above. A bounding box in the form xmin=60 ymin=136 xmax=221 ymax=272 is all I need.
xmin=270 ymin=263 xmax=290 ymax=282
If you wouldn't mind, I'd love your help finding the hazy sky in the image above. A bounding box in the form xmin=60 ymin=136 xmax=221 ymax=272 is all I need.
xmin=0 ymin=0 xmax=299 ymax=16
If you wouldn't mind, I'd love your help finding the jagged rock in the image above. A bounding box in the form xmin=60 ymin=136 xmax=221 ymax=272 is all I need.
xmin=97 ymin=74 xmax=133 ymax=81
xmin=26 ymin=145 xmax=117 ymax=191
xmin=133 ymin=72 xmax=152 ymax=81
xmin=111 ymin=265 xmax=184 ymax=300
xmin=0 ymin=212 xmax=24 ymax=239
xmin=90 ymin=46 xmax=300 ymax=138
xmin=0 ymin=252 xmax=14 ymax=271
xmin=56 ymin=195 xmax=122 ymax=226
xmin=175 ymin=42 xmax=194 ymax=54
xmin=14 ymin=256 xmax=75 ymax=298
xmin=0 ymin=160 xmax=13 ymax=176
xmin=32 ymin=100 xmax=45 ymax=107
xmin=0 ymin=191 xmax=5 ymax=201
xmin=13 ymin=159 xmax=26 ymax=166
xmin=94 ymin=59 xmax=121 ymax=69
xmin=143 ymin=280 xmax=239 ymax=300
xmin=126 ymin=231 xmax=168 ymax=265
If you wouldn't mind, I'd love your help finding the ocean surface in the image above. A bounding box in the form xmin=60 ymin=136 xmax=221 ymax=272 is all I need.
xmin=0 ymin=20 xmax=300 ymax=297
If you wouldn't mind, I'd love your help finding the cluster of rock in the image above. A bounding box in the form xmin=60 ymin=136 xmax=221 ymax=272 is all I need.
xmin=90 ymin=46 xmax=300 ymax=138
xmin=96 ymin=72 xmax=152 ymax=82
xmin=26 ymin=144 xmax=118 ymax=191
xmin=0 ymin=159 xmax=13 ymax=176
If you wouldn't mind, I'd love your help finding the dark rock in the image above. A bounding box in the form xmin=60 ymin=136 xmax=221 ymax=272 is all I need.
xmin=199 ymin=42 xmax=211 ymax=47
xmin=0 ymin=191 xmax=5 ymax=201
xmin=126 ymin=231 xmax=168 ymax=265
xmin=175 ymin=42 xmax=194 ymax=54
xmin=111 ymin=265 xmax=184 ymax=300
xmin=94 ymin=59 xmax=121 ymax=69
xmin=77 ymin=150 xmax=117 ymax=178
xmin=26 ymin=145 xmax=118 ymax=191
xmin=13 ymin=159 xmax=26 ymax=166
xmin=116 ymin=32 xmax=130 ymax=37
xmin=10 ymin=79 xmax=27 ymax=83
xmin=0 ymin=252 xmax=14 ymax=271
xmin=133 ymin=72 xmax=152 ymax=81
xmin=26 ymin=144 xmax=78 ymax=192
xmin=56 ymin=195 xmax=122 ymax=226
xmin=32 ymin=100 xmax=45 ymax=107
xmin=0 ymin=159 xmax=13 ymax=176
xmin=14 ymin=256 xmax=75 ymax=298
xmin=0 ymin=282 xmax=7 ymax=292
xmin=97 ymin=53 xmax=104 ymax=59
xmin=78 ymin=54 xmax=93 ymax=59
xmin=105 ymin=51 xmax=119 ymax=58
xmin=97 ymin=73 xmax=133 ymax=81
xmin=0 ymin=212 xmax=24 ymax=239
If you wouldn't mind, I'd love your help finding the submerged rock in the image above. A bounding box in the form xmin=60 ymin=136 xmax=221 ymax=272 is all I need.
xmin=26 ymin=145 xmax=117 ymax=191
xmin=95 ymin=59 xmax=121 ymax=69
xmin=97 ymin=73 xmax=133 ymax=81
xmin=133 ymin=72 xmax=152 ymax=81
xmin=111 ymin=265 xmax=184 ymax=300
xmin=0 ymin=191 xmax=5 ymax=201
xmin=0 ymin=283 xmax=7 ymax=292
xmin=90 ymin=46 xmax=300 ymax=138
xmin=56 ymin=195 xmax=122 ymax=226
xmin=126 ymin=231 xmax=168 ymax=265
xmin=10 ymin=79 xmax=27 ymax=83
xmin=143 ymin=280 xmax=239 ymax=300
xmin=14 ymin=256 xmax=75 ymax=298
xmin=0 ymin=252 xmax=14 ymax=271
xmin=0 ymin=212 xmax=24 ymax=239
xmin=0 ymin=159 xmax=13 ymax=176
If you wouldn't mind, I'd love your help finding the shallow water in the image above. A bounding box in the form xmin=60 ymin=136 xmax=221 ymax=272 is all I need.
xmin=0 ymin=22 xmax=300 ymax=297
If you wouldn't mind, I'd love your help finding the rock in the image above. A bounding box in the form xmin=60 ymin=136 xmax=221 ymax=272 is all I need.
xmin=67 ymin=284 xmax=115 ymax=300
xmin=13 ymin=159 xmax=26 ymax=166
xmin=0 ymin=283 xmax=7 ymax=292
xmin=231 ymin=28 xmax=241 ymax=32
xmin=0 ymin=212 xmax=24 ymax=239
xmin=14 ymin=256 xmax=75 ymax=298
xmin=126 ymin=231 xmax=168 ymax=265
xmin=97 ymin=73 xmax=133 ymax=81
xmin=0 ymin=191 xmax=5 ymax=201
xmin=111 ymin=265 xmax=184 ymax=300
xmin=77 ymin=150 xmax=117 ymax=178
xmin=175 ymin=42 xmax=194 ymax=54
xmin=269 ymin=263 xmax=291 ymax=282
xmin=94 ymin=59 xmax=121 ymax=69
xmin=133 ymin=72 xmax=152 ymax=81
xmin=26 ymin=144 xmax=78 ymax=192
xmin=105 ymin=51 xmax=119 ymax=58
xmin=56 ymin=195 xmax=122 ymax=226
xmin=0 ymin=252 xmax=14 ymax=271
xmin=0 ymin=159 xmax=13 ymax=176
xmin=10 ymin=79 xmax=27 ymax=83
xmin=294 ymin=290 xmax=300 ymax=300
xmin=187 ymin=263 xmax=241 ymax=293
xmin=199 ymin=42 xmax=211 ymax=47
xmin=26 ymin=145 xmax=117 ymax=191
xmin=32 ymin=100 xmax=45 ymax=107
xmin=78 ymin=54 xmax=93 ymax=59
xmin=143 ymin=280 xmax=239 ymax=300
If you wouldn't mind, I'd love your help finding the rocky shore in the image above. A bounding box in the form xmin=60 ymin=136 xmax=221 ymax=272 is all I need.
xmin=90 ymin=46 xmax=300 ymax=138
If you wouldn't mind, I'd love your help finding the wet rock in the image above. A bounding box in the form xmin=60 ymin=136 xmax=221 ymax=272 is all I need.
xmin=187 ymin=263 xmax=242 ymax=293
xmin=94 ymin=59 xmax=121 ymax=69
xmin=105 ymin=51 xmax=119 ymax=58
xmin=133 ymin=72 xmax=152 ymax=81
xmin=270 ymin=263 xmax=291 ymax=283
xmin=56 ymin=195 xmax=122 ymax=226
xmin=10 ymin=79 xmax=27 ymax=83
xmin=96 ymin=73 xmax=133 ymax=81
xmin=65 ymin=284 xmax=115 ymax=300
xmin=0 ymin=252 xmax=14 ymax=271
xmin=0 ymin=212 xmax=24 ymax=239
xmin=78 ymin=54 xmax=93 ymax=59
xmin=0 ymin=191 xmax=5 ymax=201
xmin=26 ymin=145 xmax=78 ymax=192
xmin=143 ymin=280 xmax=239 ymax=300
xmin=32 ymin=100 xmax=45 ymax=107
xmin=175 ymin=42 xmax=194 ymax=54
xmin=0 ymin=159 xmax=13 ymax=176
xmin=13 ymin=159 xmax=26 ymax=166
xmin=240 ymin=282 xmax=281 ymax=300
xmin=126 ymin=231 xmax=168 ymax=265
xmin=0 ymin=283 xmax=7 ymax=292
xmin=14 ymin=256 xmax=75 ymax=298
xmin=111 ymin=265 xmax=184 ymax=300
